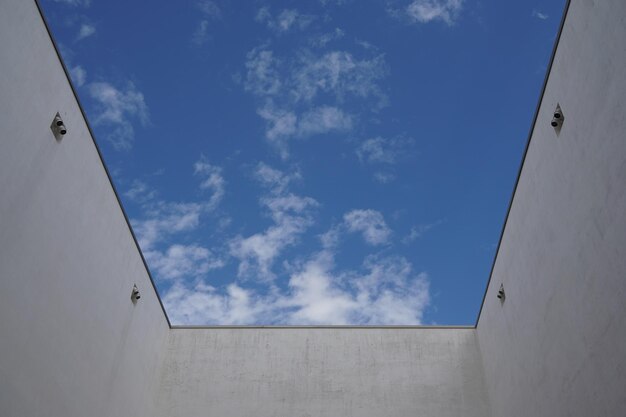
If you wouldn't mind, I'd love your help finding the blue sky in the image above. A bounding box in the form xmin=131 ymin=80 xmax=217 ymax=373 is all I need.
xmin=41 ymin=0 xmax=565 ymax=325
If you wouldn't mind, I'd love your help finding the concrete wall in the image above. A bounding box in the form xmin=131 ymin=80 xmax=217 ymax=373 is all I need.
xmin=158 ymin=328 xmax=490 ymax=417
xmin=0 ymin=1 xmax=170 ymax=416
xmin=2 ymin=0 xmax=626 ymax=416
xmin=476 ymin=1 xmax=626 ymax=416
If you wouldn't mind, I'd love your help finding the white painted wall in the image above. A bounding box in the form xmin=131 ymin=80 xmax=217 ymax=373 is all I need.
xmin=0 ymin=1 xmax=170 ymax=416
xmin=476 ymin=1 xmax=626 ymax=416
xmin=158 ymin=328 xmax=491 ymax=417
xmin=2 ymin=0 xmax=626 ymax=416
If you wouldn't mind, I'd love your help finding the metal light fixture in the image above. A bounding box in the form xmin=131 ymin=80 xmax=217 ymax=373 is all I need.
xmin=497 ymin=283 xmax=505 ymax=303
xmin=50 ymin=112 xmax=67 ymax=140
xmin=551 ymin=104 xmax=564 ymax=130
xmin=131 ymin=284 xmax=141 ymax=303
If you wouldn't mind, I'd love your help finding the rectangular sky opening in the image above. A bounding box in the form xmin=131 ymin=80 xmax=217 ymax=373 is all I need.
xmin=39 ymin=0 xmax=566 ymax=325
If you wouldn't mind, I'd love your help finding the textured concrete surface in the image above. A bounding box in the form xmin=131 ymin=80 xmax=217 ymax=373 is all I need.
xmin=157 ymin=328 xmax=490 ymax=417
xmin=2 ymin=0 xmax=626 ymax=416
xmin=476 ymin=0 xmax=626 ymax=416
xmin=0 ymin=1 xmax=170 ymax=416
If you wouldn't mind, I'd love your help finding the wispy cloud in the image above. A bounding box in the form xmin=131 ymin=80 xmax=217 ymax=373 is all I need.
xmin=344 ymin=209 xmax=392 ymax=245
xmin=309 ymin=28 xmax=345 ymax=48
xmin=298 ymin=106 xmax=353 ymax=136
xmin=290 ymin=252 xmax=430 ymax=325
xmin=133 ymin=201 xmax=205 ymax=251
xmin=192 ymin=20 xmax=210 ymax=45
xmin=402 ymin=219 xmax=444 ymax=243
xmin=244 ymin=48 xmax=282 ymax=96
xmin=258 ymin=103 xmax=352 ymax=156
xmin=244 ymin=47 xmax=388 ymax=105
xmin=124 ymin=179 xmax=157 ymax=203
xmin=126 ymin=176 xmax=227 ymax=288
xmin=192 ymin=1 xmax=222 ymax=45
xmin=290 ymin=50 xmax=388 ymax=105
xmin=145 ymin=244 xmax=224 ymax=280
xmin=372 ymin=171 xmax=396 ymax=184
xmin=254 ymin=162 xmax=302 ymax=195
xmin=244 ymin=46 xmax=388 ymax=157
xmin=356 ymin=136 xmax=415 ymax=183
xmin=76 ymin=23 xmax=96 ymax=41
xmin=128 ymin=159 xmax=225 ymax=252
xmin=87 ymin=81 xmax=149 ymax=150
xmin=69 ymin=65 xmax=87 ymax=87
xmin=163 ymin=249 xmax=429 ymax=325
xmin=197 ymin=0 xmax=221 ymax=18
xmin=163 ymin=281 xmax=264 ymax=325
xmin=256 ymin=7 xmax=315 ymax=33
xmin=357 ymin=136 xmax=414 ymax=164
xmin=129 ymin=164 xmax=430 ymax=325
xmin=51 ymin=0 xmax=91 ymax=7
xmin=532 ymin=9 xmax=548 ymax=20
xmin=194 ymin=158 xmax=225 ymax=211
xmin=256 ymin=104 xmax=297 ymax=156
xmin=230 ymin=165 xmax=318 ymax=280
xmin=405 ymin=0 xmax=463 ymax=25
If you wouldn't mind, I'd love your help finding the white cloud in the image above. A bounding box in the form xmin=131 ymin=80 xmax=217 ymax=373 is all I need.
xmin=406 ymin=0 xmax=463 ymax=25
xmin=192 ymin=20 xmax=210 ymax=45
xmin=344 ymin=209 xmax=392 ymax=245
xmin=162 ymin=250 xmax=430 ymax=325
xmin=356 ymin=137 xmax=413 ymax=164
xmin=244 ymin=49 xmax=282 ymax=96
xmin=229 ymin=219 xmax=308 ymax=280
xmin=243 ymin=46 xmax=388 ymax=157
xmin=163 ymin=281 xmax=264 ymax=325
xmin=125 ymin=161 xmax=227 ymax=287
xmin=277 ymin=9 xmax=315 ymax=32
xmin=532 ymin=9 xmax=548 ymax=20
xmin=285 ymin=251 xmax=357 ymax=323
xmin=76 ymin=23 xmax=96 ymax=41
xmin=281 ymin=251 xmax=429 ymax=325
xmin=87 ymin=81 xmax=149 ymax=150
xmin=192 ymin=1 xmax=221 ymax=45
xmin=255 ymin=6 xmax=271 ymax=23
xmin=144 ymin=244 xmax=224 ymax=280
xmin=194 ymin=159 xmax=225 ymax=210
xmin=257 ymin=102 xmax=353 ymax=157
xmin=256 ymin=7 xmax=315 ymax=33
xmin=356 ymin=136 xmax=415 ymax=183
xmin=402 ymin=220 xmax=444 ymax=243
xmin=132 ymin=201 xmax=204 ymax=251
xmin=229 ymin=193 xmax=318 ymax=280
xmin=129 ymin=159 xmax=225 ymax=250
xmin=230 ymin=164 xmax=318 ymax=280
xmin=309 ymin=28 xmax=345 ymax=48
xmin=285 ymin=252 xmax=430 ymax=325
xmin=124 ymin=179 xmax=156 ymax=203
xmin=197 ymin=0 xmax=221 ymax=19
xmin=350 ymin=255 xmax=430 ymax=324
xmin=255 ymin=162 xmax=301 ymax=195
xmin=297 ymin=106 xmax=353 ymax=137
xmin=373 ymin=171 xmax=396 ymax=184
xmin=51 ymin=0 xmax=91 ymax=7
xmin=70 ymin=65 xmax=86 ymax=87
xmin=291 ymin=50 xmax=388 ymax=105
xmin=142 ymin=169 xmax=428 ymax=325
xmin=263 ymin=194 xmax=319 ymax=223
xmin=319 ymin=226 xmax=341 ymax=249
xmin=257 ymin=102 xmax=297 ymax=155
